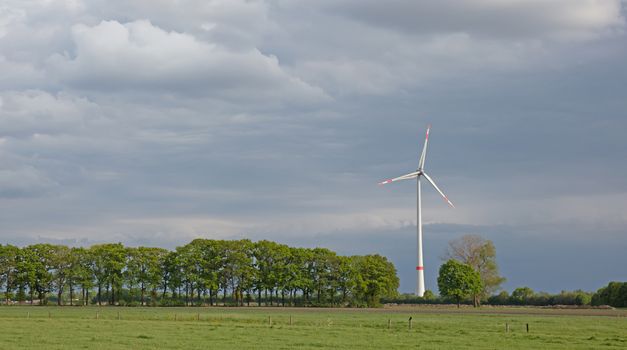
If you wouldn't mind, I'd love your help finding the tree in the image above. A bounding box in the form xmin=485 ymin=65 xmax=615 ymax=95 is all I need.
xmin=444 ymin=234 xmax=505 ymax=304
xmin=125 ymin=246 xmax=167 ymax=306
xmin=0 ymin=239 xmax=401 ymax=308
xmin=422 ymin=290 xmax=435 ymax=300
xmin=437 ymin=259 xmax=482 ymax=307
xmin=592 ymin=282 xmax=627 ymax=307
xmin=69 ymin=247 xmax=93 ymax=305
xmin=352 ymin=254 xmax=399 ymax=307
xmin=90 ymin=243 xmax=126 ymax=305
xmin=253 ymin=240 xmax=281 ymax=306
xmin=24 ymin=244 xmax=57 ymax=305
xmin=50 ymin=245 xmax=72 ymax=305
xmin=510 ymin=286 xmax=534 ymax=304
xmin=0 ymin=245 xmax=20 ymax=304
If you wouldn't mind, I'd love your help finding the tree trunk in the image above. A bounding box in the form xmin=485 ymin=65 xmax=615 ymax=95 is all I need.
xmin=317 ymin=281 xmax=321 ymax=304
xmin=57 ymin=288 xmax=63 ymax=306
xmin=98 ymin=284 xmax=102 ymax=306
xmin=5 ymin=276 xmax=11 ymax=304
xmin=185 ymin=284 xmax=189 ymax=306
xmin=140 ymin=282 xmax=145 ymax=306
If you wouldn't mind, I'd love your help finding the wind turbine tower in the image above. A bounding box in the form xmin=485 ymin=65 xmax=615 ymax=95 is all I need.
xmin=379 ymin=125 xmax=454 ymax=296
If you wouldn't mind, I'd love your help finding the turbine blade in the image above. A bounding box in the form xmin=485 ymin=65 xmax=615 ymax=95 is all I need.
xmin=418 ymin=124 xmax=431 ymax=170
xmin=378 ymin=171 xmax=419 ymax=185
xmin=422 ymin=172 xmax=455 ymax=208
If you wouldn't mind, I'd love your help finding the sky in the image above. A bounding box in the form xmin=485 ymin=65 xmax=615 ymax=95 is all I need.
xmin=1 ymin=0 xmax=626 ymax=294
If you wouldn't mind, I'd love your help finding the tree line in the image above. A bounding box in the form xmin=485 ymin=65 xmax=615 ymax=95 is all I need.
xmin=386 ymin=235 xmax=624 ymax=308
xmin=0 ymin=240 xmax=399 ymax=307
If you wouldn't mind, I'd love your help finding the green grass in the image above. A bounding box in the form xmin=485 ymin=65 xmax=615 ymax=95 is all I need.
xmin=0 ymin=306 xmax=625 ymax=349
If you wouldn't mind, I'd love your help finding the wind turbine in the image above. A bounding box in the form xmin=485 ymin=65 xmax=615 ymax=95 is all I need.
xmin=378 ymin=125 xmax=454 ymax=296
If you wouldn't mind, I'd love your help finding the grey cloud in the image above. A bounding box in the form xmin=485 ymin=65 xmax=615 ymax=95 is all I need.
xmin=0 ymin=0 xmax=626 ymax=294
xmin=0 ymin=164 xmax=57 ymax=198
xmin=323 ymin=0 xmax=625 ymax=41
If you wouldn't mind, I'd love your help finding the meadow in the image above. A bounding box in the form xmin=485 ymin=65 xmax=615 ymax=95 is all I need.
xmin=0 ymin=306 xmax=625 ymax=349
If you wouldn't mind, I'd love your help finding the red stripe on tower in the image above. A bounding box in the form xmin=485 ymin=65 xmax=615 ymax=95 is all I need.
xmin=416 ymin=266 xmax=424 ymax=270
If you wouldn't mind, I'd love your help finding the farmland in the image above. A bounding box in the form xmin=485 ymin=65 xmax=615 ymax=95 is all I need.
xmin=0 ymin=306 xmax=625 ymax=349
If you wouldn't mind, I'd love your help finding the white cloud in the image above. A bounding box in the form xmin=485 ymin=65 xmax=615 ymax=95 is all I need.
xmin=0 ymin=0 xmax=625 ymax=291
xmin=46 ymin=20 xmax=328 ymax=104
xmin=0 ymin=90 xmax=104 ymax=137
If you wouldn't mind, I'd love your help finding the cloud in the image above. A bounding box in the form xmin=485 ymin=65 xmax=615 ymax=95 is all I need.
xmin=325 ymin=0 xmax=625 ymax=41
xmin=0 ymin=0 xmax=626 ymax=293
xmin=0 ymin=163 xmax=57 ymax=198
xmin=0 ymin=90 xmax=104 ymax=137
xmin=46 ymin=20 xmax=328 ymax=105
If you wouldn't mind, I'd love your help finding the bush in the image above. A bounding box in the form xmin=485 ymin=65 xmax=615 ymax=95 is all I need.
xmin=592 ymin=282 xmax=627 ymax=307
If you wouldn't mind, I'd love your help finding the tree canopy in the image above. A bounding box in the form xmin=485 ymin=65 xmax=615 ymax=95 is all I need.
xmin=0 ymin=240 xmax=399 ymax=308
xmin=443 ymin=234 xmax=505 ymax=304
xmin=437 ymin=259 xmax=482 ymax=307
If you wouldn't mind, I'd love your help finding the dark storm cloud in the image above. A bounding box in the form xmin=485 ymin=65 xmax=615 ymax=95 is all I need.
xmin=0 ymin=0 xmax=626 ymax=292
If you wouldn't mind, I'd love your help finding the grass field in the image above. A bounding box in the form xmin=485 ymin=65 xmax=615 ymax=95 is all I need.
xmin=0 ymin=306 xmax=625 ymax=349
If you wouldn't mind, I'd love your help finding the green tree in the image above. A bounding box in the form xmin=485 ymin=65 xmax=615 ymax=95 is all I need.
xmin=253 ymin=240 xmax=281 ymax=306
xmin=160 ymin=250 xmax=181 ymax=303
xmin=592 ymin=281 xmax=627 ymax=307
xmin=422 ymin=290 xmax=435 ymax=300
xmin=510 ymin=286 xmax=534 ymax=304
xmin=24 ymin=244 xmax=57 ymax=305
xmin=229 ymin=240 xmax=255 ymax=306
xmin=335 ymin=255 xmax=357 ymax=306
xmin=437 ymin=259 xmax=482 ymax=307
xmin=68 ymin=247 xmax=93 ymax=305
xmin=0 ymin=245 xmax=20 ymax=304
xmin=444 ymin=235 xmax=505 ymax=305
xmin=50 ymin=245 xmax=72 ymax=305
xmin=352 ymin=254 xmax=399 ymax=307
xmin=289 ymin=247 xmax=313 ymax=306
xmin=90 ymin=243 xmax=126 ymax=305
xmin=125 ymin=246 xmax=167 ymax=306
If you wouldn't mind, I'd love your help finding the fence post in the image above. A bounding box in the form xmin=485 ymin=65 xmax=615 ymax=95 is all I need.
xmin=27 ymin=312 xmax=30 ymax=319
xmin=268 ymin=316 xmax=272 ymax=326
xmin=408 ymin=317 xmax=413 ymax=330
xmin=96 ymin=312 xmax=99 ymax=320
xmin=388 ymin=319 xmax=391 ymax=329
xmin=526 ymin=323 xmax=529 ymax=333
xmin=505 ymin=323 xmax=509 ymax=333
